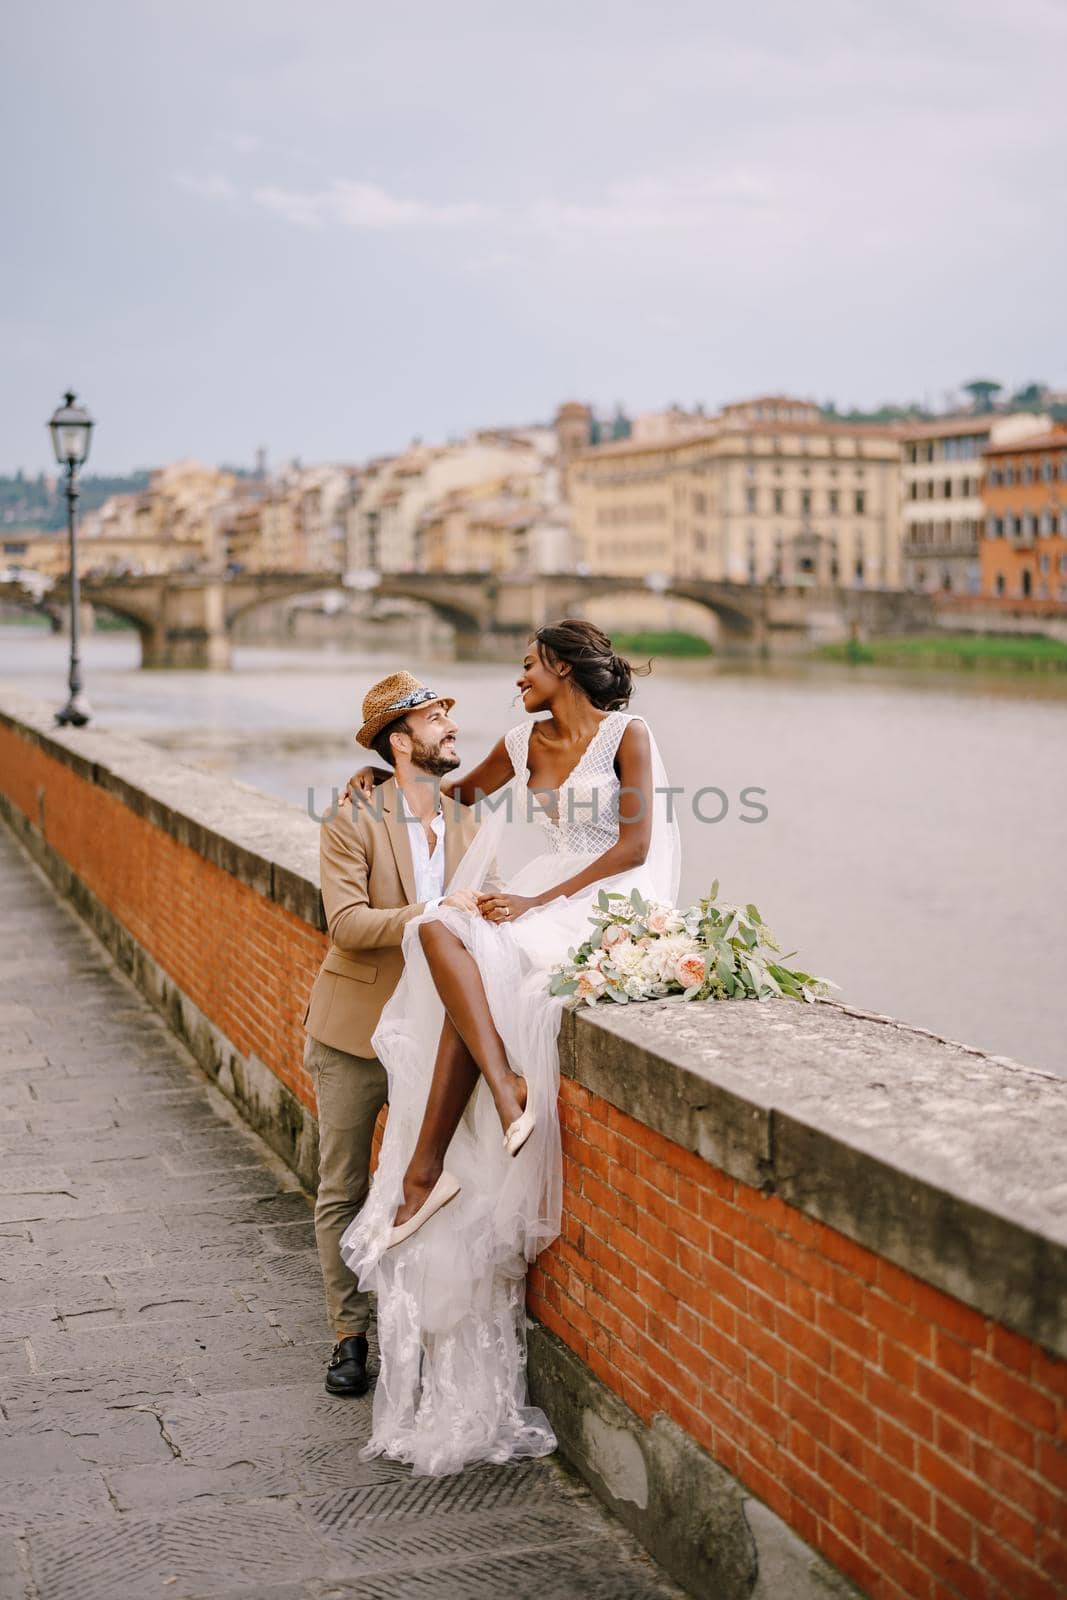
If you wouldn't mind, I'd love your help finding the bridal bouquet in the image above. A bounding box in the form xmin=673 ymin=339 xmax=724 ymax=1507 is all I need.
xmin=548 ymin=883 xmax=836 ymax=1007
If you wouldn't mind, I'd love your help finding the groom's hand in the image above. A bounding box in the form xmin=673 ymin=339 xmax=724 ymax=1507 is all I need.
xmin=476 ymin=893 xmax=537 ymax=925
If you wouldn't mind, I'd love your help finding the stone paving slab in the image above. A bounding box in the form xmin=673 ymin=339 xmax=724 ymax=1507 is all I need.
xmin=0 ymin=824 xmax=684 ymax=1600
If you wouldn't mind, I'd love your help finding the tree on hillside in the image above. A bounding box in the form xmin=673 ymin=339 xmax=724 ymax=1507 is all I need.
xmin=1011 ymin=381 xmax=1047 ymax=409
xmin=962 ymin=379 xmax=1002 ymax=414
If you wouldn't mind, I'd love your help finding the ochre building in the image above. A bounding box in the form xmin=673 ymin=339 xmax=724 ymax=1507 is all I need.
xmin=980 ymin=427 xmax=1067 ymax=602
xmin=568 ymin=397 xmax=903 ymax=589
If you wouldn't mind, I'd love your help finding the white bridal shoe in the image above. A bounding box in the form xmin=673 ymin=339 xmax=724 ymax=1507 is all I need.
xmin=503 ymin=1107 xmax=536 ymax=1158
xmin=385 ymin=1171 xmax=461 ymax=1250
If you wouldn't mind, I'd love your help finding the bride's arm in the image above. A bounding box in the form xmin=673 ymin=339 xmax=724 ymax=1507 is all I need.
xmin=478 ymin=721 xmax=654 ymax=918
xmin=348 ymin=735 xmax=514 ymax=805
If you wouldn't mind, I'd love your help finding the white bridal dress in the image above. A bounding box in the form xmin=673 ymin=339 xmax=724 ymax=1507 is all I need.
xmin=340 ymin=709 xmax=680 ymax=1477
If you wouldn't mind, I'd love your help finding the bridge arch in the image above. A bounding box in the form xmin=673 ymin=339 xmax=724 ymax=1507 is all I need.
xmin=0 ymin=583 xmax=64 ymax=632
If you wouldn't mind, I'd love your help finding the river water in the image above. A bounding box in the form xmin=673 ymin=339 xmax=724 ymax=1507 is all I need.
xmin=2 ymin=625 xmax=1065 ymax=1078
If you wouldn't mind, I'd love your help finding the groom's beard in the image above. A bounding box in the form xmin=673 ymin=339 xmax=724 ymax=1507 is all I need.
xmin=409 ymin=733 xmax=461 ymax=778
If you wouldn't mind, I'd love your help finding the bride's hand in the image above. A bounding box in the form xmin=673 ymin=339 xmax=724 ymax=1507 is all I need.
xmin=476 ymin=893 xmax=537 ymax=925
xmin=441 ymin=889 xmax=481 ymax=913
xmin=347 ymin=764 xmax=385 ymax=806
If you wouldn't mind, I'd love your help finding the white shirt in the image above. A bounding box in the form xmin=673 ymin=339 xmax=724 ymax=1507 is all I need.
xmin=405 ymin=804 xmax=446 ymax=914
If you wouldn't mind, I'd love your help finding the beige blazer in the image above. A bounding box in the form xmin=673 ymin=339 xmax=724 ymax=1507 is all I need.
xmin=303 ymin=777 xmax=482 ymax=1058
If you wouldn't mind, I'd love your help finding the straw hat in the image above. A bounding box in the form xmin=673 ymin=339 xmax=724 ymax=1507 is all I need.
xmin=355 ymin=671 xmax=455 ymax=750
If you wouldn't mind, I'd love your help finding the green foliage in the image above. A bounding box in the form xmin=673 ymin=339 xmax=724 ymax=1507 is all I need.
xmin=814 ymin=633 xmax=1067 ymax=672
xmin=611 ymin=630 xmax=714 ymax=658
xmin=0 ymin=472 xmax=150 ymax=531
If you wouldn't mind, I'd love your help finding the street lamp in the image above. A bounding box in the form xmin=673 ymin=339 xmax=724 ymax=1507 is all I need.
xmin=48 ymin=391 xmax=94 ymax=727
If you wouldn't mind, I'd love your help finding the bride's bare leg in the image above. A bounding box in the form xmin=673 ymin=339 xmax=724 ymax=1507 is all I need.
xmin=391 ymin=921 xmax=528 ymax=1227
xmin=419 ymin=921 xmax=527 ymax=1131
xmin=393 ymin=1015 xmax=478 ymax=1226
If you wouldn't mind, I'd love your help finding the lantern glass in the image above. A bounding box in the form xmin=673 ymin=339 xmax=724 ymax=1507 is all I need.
xmin=48 ymin=392 xmax=94 ymax=468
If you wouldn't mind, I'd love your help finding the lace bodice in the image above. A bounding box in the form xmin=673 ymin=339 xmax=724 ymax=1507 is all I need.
xmin=504 ymin=710 xmax=633 ymax=857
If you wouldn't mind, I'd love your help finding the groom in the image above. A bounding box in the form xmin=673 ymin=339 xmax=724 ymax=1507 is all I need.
xmin=302 ymin=671 xmax=482 ymax=1397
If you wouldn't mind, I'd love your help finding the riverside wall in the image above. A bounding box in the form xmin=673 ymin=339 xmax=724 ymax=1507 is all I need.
xmin=0 ymin=688 xmax=1063 ymax=1600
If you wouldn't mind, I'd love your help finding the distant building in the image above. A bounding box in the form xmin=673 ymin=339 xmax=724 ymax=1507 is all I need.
xmin=569 ymin=396 xmax=903 ymax=589
xmin=900 ymin=414 xmax=1051 ymax=594
xmin=346 ymin=440 xmax=544 ymax=573
xmin=630 ymin=406 xmax=706 ymax=444
xmin=552 ymin=402 xmax=594 ymax=471
xmin=419 ymin=478 xmax=575 ymax=575
xmin=980 ymin=427 xmax=1067 ymax=602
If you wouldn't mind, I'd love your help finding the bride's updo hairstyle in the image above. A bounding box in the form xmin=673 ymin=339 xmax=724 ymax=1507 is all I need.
xmin=532 ymin=618 xmax=648 ymax=711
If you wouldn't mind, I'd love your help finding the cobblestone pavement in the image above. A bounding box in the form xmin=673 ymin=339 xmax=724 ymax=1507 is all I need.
xmin=0 ymin=826 xmax=685 ymax=1600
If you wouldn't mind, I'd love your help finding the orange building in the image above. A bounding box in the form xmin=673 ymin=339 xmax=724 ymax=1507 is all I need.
xmin=980 ymin=428 xmax=1067 ymax=601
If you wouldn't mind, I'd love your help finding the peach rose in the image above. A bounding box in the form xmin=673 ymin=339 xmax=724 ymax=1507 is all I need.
xmin=646 ymin=906 xmax=671 ymax=935
xmin=675 ymin=952 xmax=706 ymax=989
xmin=577 ymin=969 xmax=607 ymax=1002
xmin=602 ymin=923 xmax=630 ymax=949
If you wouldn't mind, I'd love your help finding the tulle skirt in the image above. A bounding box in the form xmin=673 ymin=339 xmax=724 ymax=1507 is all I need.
xmin=339 ymin=847 xmax=660 ymax=1477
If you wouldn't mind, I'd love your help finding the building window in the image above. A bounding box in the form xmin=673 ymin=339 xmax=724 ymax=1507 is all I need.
xmin=773 ymin=489 xmax=784 ymax=513
xmin=854 ymin=491 xmax=866 ymax=514
xmin=692 ymin=491 xmax=706 ymax=514
xmin=1022 ymin=463 xmax=1033 ymax=485
xmin=1041 ymin=460 xmax=1054 ymax=482
xmin=829 ymin=489 xmax=840 ymax=512
xmin=1021 ymin=569 xmax=1032 ymax=597
xmin=987 ymin=467 xmax=1000 ymax=486
xmin=1003 ymin=466 xmax=1014 ymax=486
xmin=1040 ymin=553 xmax=1050 ymax=574
xmin=943 ymin=479 xmax=952 ymax=499
xmin=995 ymin=573 xmax=1005 ymax=595
xmin=801 ymin=490 xmax=812 ymax=515
xmin=746 ymin=487 xmax=758 ymax=513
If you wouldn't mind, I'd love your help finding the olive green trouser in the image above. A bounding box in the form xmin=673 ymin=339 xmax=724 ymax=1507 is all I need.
xmin=304 ymin=1032 xmax=388 ymax=1338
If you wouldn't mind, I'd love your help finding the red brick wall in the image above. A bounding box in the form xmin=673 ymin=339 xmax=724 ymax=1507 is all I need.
xmin=4 ymin=721 xmax=1064 ymax=1600
xmin=528 ymin=1081 xmax=1066 ymax=1600
xmin=0 ymin=725 xmax=324 ymax=1110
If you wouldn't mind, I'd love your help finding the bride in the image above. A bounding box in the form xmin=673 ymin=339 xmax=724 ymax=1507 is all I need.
xmin=339 ymin=618 xmax=680 ymax=1477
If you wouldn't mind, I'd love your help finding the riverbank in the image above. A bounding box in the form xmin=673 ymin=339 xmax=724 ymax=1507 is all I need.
xmin=814 ymin=631 xmax=1067 ymax=671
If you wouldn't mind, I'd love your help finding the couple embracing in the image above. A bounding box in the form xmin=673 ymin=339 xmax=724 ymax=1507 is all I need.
xmin=303 ymin=618 xmax=680 ymax=1477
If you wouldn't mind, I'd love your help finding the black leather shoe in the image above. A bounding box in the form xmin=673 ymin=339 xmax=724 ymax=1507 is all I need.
xmin=325 ymin=1334 xmax=369 ymax=1397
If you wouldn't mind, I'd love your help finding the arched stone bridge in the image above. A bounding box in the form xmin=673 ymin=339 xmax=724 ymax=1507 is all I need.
xmin=3 ymin=570 xmax=936 ymax=668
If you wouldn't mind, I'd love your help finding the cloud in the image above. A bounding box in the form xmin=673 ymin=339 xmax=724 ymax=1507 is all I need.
xmin=238 ymin=168 xmax=777 ymax=237
xmin=523 ymin=171 xmax=777 ymax=234
xmin=251 ymin=179 xmax=494 ymax=230
xmin=173 ymin=172 xmax=235 ymax=201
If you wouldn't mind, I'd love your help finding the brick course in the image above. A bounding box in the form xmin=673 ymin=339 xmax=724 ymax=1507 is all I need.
xmin=528 ymin=1079 xmax=1065 ymax=1600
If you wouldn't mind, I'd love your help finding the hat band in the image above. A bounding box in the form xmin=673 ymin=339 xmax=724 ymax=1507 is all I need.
xmin=386 ymin=686 xmax=441 ymax=712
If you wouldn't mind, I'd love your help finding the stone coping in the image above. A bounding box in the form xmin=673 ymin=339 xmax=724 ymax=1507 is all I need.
xmin=0 ymin=687 xmax=323 ymax=928
xmin=3 ymin=687 xmax=1064 ymax=1356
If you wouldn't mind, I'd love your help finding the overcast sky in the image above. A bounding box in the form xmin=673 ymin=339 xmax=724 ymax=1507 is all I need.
xmin=3 ymin=0 xmax=1065 ymax=475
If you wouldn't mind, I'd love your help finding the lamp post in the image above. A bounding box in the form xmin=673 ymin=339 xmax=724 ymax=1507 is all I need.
xmin=48 ymin=391 xmax=94 ymax=727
